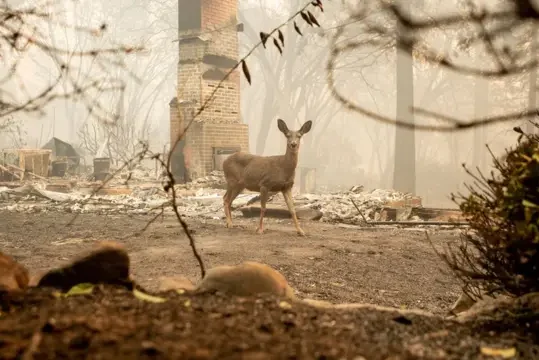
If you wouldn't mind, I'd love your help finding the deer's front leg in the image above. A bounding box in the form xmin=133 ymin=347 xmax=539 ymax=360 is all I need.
xmin=256 ymin=187 xmax=269 ymax=234
xmin=282 ymin=189 xmax=305 ymax=236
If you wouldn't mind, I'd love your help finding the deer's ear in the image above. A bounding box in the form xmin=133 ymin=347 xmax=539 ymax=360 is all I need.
xmin=277 ymin=119 xmax=289 ymax=134
xmin=299 ymin=120 xmax=312 ymax=135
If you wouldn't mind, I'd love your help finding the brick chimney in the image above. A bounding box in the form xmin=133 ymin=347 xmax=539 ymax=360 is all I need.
xmin=171 ymin=0 xmax=249 ymax=180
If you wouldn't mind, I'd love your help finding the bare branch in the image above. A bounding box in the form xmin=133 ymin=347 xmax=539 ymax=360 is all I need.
xmin=0 ymin=0 xmax=142 ymax=124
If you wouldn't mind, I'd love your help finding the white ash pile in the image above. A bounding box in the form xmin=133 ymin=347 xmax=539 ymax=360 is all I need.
xmin=293 ymin=188 xmax=413 ymax=224
xmin=173 ymin=188 xmax=257 ymax=220
xmin=0 ymin=183 xmax=253 ymax=219
xmin=0 ymin=185 xmax=169 ymax=215
xmin=176 ymin=171 xmax=226 ymax=190
xmin=112 ymin=166 xmax=162 ymax=184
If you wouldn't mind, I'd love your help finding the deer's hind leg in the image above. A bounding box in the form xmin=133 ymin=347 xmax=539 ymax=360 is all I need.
xmin=224 ymin=184 xmax=244 ymax=228
xmin=256 ymin=186 xmax=269 ymax=234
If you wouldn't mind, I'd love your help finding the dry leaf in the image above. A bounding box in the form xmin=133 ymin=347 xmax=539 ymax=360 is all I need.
xmin=241 ymin=60 xmax=251 ymax=85
xmin=480 ymin=346 xmax=516 ymax=358
xmin=294 ymin=21 xmax=303 ymax=36
xmin=176 ymin=289 xmax=185 ymax=295
xmin=313 ymin=0 xmax=324 ymax=12
xmin=133 ymin=289 xmax=167 ymax=303
xmin=278 ymin=29 xmax=285 ymax=47
xmin=259 ymin=32 xmax=269 ymax=48
xmin=273 ymin=38 xmax=283 ymax=55
xmin=300 ymin=12 xmax=313 ymax=26
xmin=184 ymin=299 xmax=191 ymax=307
xmin=307 ymin=11 xmax=321 ymax=27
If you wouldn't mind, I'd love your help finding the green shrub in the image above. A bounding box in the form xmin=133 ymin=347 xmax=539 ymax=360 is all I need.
xmin=441 ymin=125 xmax=539 ymax=298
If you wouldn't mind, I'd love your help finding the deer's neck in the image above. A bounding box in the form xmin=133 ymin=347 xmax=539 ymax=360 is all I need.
xmin=283 ymin=147 xmax=299 ymax=172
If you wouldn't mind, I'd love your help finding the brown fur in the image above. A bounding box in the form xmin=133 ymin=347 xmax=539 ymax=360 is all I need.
xmin=0 ymin=251 xmax=29 ymax=292
xmin=195 ymin=261 xmax=296 ymax=299
xmin=222 ymin=119 xmax=312 ymax=235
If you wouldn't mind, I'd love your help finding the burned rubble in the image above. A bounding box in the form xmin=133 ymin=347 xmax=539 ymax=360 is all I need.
xmin=0 ymin=167 xmax=463 ymax=225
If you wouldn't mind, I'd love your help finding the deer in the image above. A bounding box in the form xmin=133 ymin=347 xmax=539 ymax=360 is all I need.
xmin=222 ymin=119 xmax=313 ymax=236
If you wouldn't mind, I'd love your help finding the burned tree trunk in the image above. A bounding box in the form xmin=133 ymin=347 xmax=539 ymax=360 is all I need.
xmin=392 ymin=1 xmax=420 ymax=194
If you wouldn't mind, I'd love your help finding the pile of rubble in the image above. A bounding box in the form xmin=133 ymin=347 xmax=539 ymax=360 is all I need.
xmin=175 ymin=171 xmax=227 ymax=190
xmin=0 ymin=184 xmax=167 ymax=215
xmin=296 ymin=188 xmax=414 ymax=223
xmin=0 ymin=184 xmax=252 ymax=219
xmin=0 ymin=175 xmax=423 ymax=224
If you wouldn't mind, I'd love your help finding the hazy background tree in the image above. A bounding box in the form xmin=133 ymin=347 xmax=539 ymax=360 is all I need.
xmin=3 ymin=0 xmax=538 ymax=209
xmin=0 ymin=0 xmax=138 ymax=148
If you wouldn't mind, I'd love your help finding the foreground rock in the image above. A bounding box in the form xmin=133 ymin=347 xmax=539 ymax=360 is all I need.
xmin=195 ymin=261 xmax=296 ymax=299
xmin=0 ymin=285 xmax=537 ymax=359
xmin=36 ymin=242 xmax=131 ymax=291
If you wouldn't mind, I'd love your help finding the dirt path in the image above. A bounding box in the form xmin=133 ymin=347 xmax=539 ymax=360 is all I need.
xmin=1 ymin=211 xmax=462 ymax=315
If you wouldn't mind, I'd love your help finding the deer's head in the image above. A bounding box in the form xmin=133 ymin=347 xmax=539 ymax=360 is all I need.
xmin=277 ymin=119 xmax=312 ymax=153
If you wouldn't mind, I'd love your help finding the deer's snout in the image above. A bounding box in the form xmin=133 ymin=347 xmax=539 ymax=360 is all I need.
xmin=289 ymin=142 xmax=298 ymax=149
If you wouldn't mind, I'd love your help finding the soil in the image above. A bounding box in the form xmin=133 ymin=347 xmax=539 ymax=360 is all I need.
xmin=1 ymin=211 xmax=538 ymax=359
xmin=1 ymin=212 xmax=461 ymax=314
xmin=1 ymin=286 xmax=538 ymax=360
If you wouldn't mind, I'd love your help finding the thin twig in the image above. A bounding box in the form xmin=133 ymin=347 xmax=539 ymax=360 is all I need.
xmin=350 ymin=197 xmax=372 ymax=226
xmin=130 ymin=207 xmax=165 ymax=237
xmin=326 ymin=0 xmax=539 ymax=131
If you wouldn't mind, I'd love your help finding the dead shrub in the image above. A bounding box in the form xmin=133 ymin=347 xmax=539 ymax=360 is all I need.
xmin=441 ymin=124 xmax=539 ymax=298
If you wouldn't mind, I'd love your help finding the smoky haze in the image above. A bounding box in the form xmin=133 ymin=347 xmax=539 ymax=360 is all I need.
xmin=0 ymin=0 xmax=530 ymax=208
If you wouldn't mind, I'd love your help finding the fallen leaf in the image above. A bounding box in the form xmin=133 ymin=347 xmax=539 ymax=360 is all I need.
xmin=64 ymin=283 xmax=94 ymax=297
xmin=522 ymin=200 xmax=538 ymax=208
xmin=133 ymin=289 xmax=167 ymax=303
xmin=480 ymin=346 xmax=516 ymax=358
xmin=279 ymin=301 xmax=292 ymax=310
xmin=184 ymin=299 xmax=191 ymax=307
xmin=176 ymin=289 xmax=185 ymax=295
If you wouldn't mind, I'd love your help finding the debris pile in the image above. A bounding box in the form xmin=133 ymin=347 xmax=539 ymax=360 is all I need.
xmin=0 ymin=178 xmax=426 ymax=224
xmin=176 ymin=171 xmax=227 ymax=190
xmin=273 ymin=188 xmax=415 ymax=224
xmin=117 ymin=167 xmax=159 ymax=182
xmin=0 ymin=184 xmax=167 ymax=215
xmin=0 ymin=184 xmax=254 ymax=218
